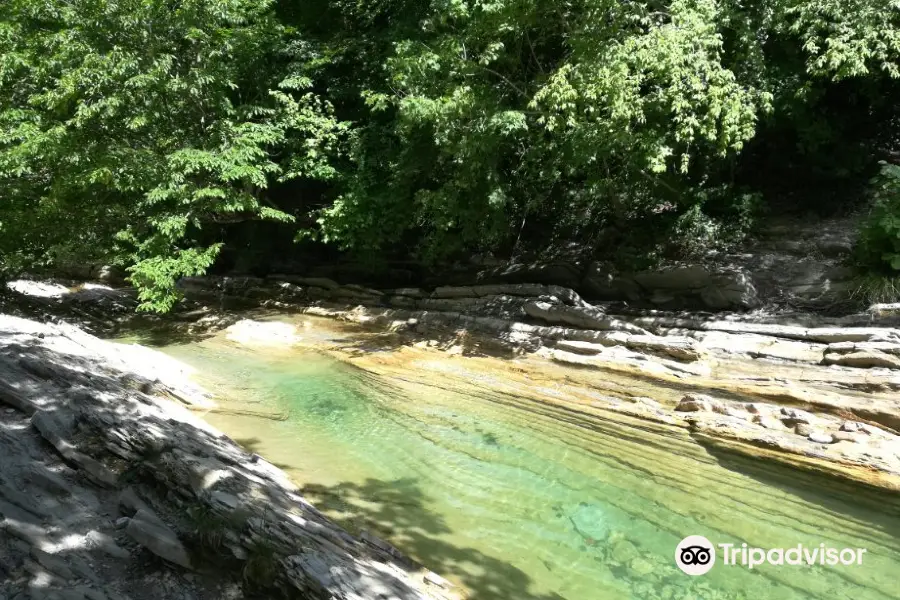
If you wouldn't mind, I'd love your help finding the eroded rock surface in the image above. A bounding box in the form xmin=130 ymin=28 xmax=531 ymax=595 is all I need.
xmin=0 ymin=315 xmax=455 ymax=600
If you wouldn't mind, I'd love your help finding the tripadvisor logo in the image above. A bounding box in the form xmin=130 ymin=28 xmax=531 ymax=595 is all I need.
xmin=675 ymin=536 xmax=867 ymax=575
xmin=675 ymin=535 xmax=716 ymax=575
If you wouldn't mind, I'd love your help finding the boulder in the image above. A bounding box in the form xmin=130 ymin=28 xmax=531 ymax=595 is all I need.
xmin=633 ymin=266 xmax=712 ymax=290
xmin=840 ymin=421 xmax=862 ymax=433
xmin=555 ymin=340 xmax=605 ymax=355
xmin=780 ymin=407 xmax=816 ymax=425
xmin=795 ymin=423 xmax=813 ymax=437
xmin=31 ymin=411 xmax=117 ymax=487
xmin=25 ymin=466 xmax=72 ymax=496
xmin=524 ymin=301 xmax=647 ymax=334
xmin=610 ymin=539 xmax=640 ymax=564
xmin=30 ymin=548 xmax=75 ymax=581
xmin=628 ymin=557 xmax=655 ymax=577
xmin=808 ymin=432 xmax=835 ymax=445
xmin=125 ymin=509 xmax=192 ymax=569
xmin=555 ymin=334 xmax=701 ymax=362
xmin=624 ymin=335 xmax=702 ymax=362
xmin=675 ymin=394 xmax=715 ymax=412
xmin=695 ymin=331 xmax=825 ymax=363
xmin=754 ymin=415 xmax=787 ymax=430
xmin=581 ymin=264 xmax=642 ymax=302
xmin=225 ymin=320 xmax=300 ymax=346
xmin=96 ymin=265 xmax=126 ymax=285
xmin=826 ymin=341 xmax=900 ymax=357
xmin=483 ymin=261 xmax=583 ymax=289
xmin=822 ymin=350 xmax=900 ymax=370
xmin=390 ymin=288 xmax=427 ymax=298
xmin=700 ymin=270 xmax=759 ymax=310
xmin=275 ymin=276 xmax=339 ymax=291
xmin=584 ymin=264 xmax=758 ymax=310
xmin=85 ymin=530 xmax=130 ymax=560
xmin=869 ymin=303 xmax=900 ymax=318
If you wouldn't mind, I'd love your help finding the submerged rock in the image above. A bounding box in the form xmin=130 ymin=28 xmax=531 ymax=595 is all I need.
xmin=569 ymin=502 xmax=610 ymax=542
xmin=609 ymin=539 xmax=639 ymax=564
xmin=628 ymin=557 xmax=655 ymax=578
xmin=225 ymin=319 xmax=301 ymax=346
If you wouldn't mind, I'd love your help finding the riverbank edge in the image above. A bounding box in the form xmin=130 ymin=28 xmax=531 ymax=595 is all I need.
xmin=161 ymin=275 xmax=900 ymax=493
xmin=4 ymin=274 xmax=900 ymax=511
xmin=0 ymin=314 xmax=459 ymax=600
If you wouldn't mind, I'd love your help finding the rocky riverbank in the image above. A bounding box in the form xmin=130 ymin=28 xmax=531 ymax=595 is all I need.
xmin=3 ymin=268 xmax=900 ymax=598
xmin=0 ymin=314 xmax=457 ymax=600
xmin=157 ymin=274 xmax=900 ymax=492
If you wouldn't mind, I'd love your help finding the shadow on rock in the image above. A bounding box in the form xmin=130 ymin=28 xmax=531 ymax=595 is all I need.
xmin=300 ymin=477 xmax=566 ymax=600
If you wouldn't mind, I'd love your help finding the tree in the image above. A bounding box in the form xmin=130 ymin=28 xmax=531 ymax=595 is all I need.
xmin=3 ymin=0 xmax=900 ymax=310
xmin=308 ymin=0 xmax=900 ymax=265
xmin=0 ymin=0 xmax=344 ymax=310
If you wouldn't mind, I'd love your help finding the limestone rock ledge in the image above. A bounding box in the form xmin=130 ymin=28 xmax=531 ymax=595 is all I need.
xmin=0 ymin=314 xmax=456 ymax=600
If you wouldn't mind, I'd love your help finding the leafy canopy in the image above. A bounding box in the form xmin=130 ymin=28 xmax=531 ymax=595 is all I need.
xmin=3 ymin=0 xmax=900 ymax=308
xmin=308 ymin=0 xmax=900 ymax=264
xmin=0 ymin=0 xmax=344 ymax=310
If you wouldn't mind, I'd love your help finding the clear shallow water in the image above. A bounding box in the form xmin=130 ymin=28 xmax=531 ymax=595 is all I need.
xmin=156 ymin=325 xmax=900 ymax=600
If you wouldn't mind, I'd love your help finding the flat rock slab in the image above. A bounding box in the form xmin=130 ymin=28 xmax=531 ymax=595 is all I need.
xmin=125 ymin=510 xmax=191 ymax=569
xmin=823 ymin=350 xmax=900 ymax=370
xmin=31 ymin=411 xmax=118 ymax=488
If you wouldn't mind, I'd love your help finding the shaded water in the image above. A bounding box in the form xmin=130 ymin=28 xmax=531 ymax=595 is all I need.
xmin=156 ymin=322 xmax=900 ymax=600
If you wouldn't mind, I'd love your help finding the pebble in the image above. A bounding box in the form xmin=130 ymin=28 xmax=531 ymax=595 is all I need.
xmin=115 ymin=517 xmax=130 ymax=530
xmin=808 ymin=432 xmax=835 ymax=444
xmin=675 ymin=395 xmax=711 ymax=412
xmin=780 ymin=407 xmax=815 ymax=424
xmin=628 ymin=557 xmax=655 ymax=577
xmin=754 ymin=415 xmax=786 ymax=430
xmin=610 ymin=539 xmax=639 ymax=564
xmin=795 ymin=423 xmax=813 ymax=436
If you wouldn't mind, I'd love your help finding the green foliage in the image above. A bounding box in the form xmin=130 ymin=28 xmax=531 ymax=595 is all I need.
xmin=785 ymin=0 xmax=900 ymax=79
xmin=850 ymin=273 xmax=900 ymax=305
xmin=304 ymin=0 xmax=900 ymax=264
xmin=3 ymin=0 xmax=900 ymax=299
xmin=128 ymin=246 xmax=223 ymax=313
xmin=242 ymin=539 xmax=281 ymax=589
xmin=857 ymin=162 xmax=900 ymax=273
xmin=0 ymin=0 xmax=344 ymax=309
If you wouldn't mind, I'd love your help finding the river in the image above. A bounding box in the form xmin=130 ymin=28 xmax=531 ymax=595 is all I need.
xmin=150 ymin=315 xmax=900 ymax=600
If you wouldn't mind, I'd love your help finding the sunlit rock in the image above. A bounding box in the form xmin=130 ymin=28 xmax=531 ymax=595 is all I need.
xmin=225 ymin=319 xmax=301 ymax=346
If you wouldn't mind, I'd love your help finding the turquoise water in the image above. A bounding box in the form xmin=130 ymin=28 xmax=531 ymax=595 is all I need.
xmin=157 ymin=325 xmax=900 ymax=600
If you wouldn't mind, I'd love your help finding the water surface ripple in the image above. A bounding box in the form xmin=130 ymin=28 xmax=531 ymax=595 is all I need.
xmin=159 ymin=329 xmax=900 ymax=600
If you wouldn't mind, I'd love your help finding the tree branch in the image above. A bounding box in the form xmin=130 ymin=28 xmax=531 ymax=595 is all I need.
xmin=526 ymin=31 xmax=545 ymax=74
